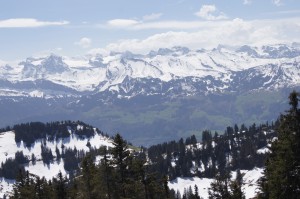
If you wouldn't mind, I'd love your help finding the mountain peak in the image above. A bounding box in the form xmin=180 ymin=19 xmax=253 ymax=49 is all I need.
xmin=236 ymin=45 xmax=259 ymax=57
xmin=19 ymin=54 xmax=69 ymax=78
xmin=41 ymin=54 xmax=69 ymax=73
xmin=261 ymin=44 xmax=300 ymax=58
xmin=147 ymin=47 xmax=190 ymax=57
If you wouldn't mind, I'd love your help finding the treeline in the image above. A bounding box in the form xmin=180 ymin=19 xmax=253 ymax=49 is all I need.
xmin=147 ymin=122 xmax=277 ymax=180
xmin=0 ymin=121 xmax=101 ymax=147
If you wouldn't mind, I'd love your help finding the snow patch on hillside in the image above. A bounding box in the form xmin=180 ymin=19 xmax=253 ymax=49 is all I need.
xmin=169 ymin=167 xmax=263 ymax=199
xmin=0 ymin=130 xmax=114 ymax=197
xmin=0 ymin=131 xmax=113 ymax=163
xmin=257 ymin=147 xmax=271 ymax=154
xmin=0 ymin=178 xmax=14 ymax=198
xmin=169 ymin=177 xmax=213 ymax=199
xmin=241 ymin=168 xmax=264 ymax=198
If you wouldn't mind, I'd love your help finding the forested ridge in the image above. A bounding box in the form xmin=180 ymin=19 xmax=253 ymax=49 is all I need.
xmin=0 ymin=121 xmax=101 ymax=147
xmin=0 ymin=91 xmax=299 ymax=199
xmin=147 ymin=121 xmax=276 ymax=180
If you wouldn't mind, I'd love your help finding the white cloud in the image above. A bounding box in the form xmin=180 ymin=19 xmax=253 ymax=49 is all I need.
xmin=75 ymin=37 xmax=92 ymax=48
xmin=195 ymin=5 xmax=227 ymax=20
xmin=0 ymin=18 xmax=69 ymax=28
xmin=87 ymin=48 xmax=109 ymax=56
xmin=103 ymin=20 xmax=225 ymax=30
xmin=93 ymin=17 xmax=300 ymax=54
xmin=107 ymin=19 xmax=140 ymax=27
xmin=243 ymin=0 xmax=252 ymax=5
xmin=143 ymin=13 xmax=163 ymax=21
xmin=273 ymin=0 xmax=283 ymax=6
xmin=0 ymin=60 xmax=7 ymax=66
xmin=126 ymin=20 xmax=214 ymax=30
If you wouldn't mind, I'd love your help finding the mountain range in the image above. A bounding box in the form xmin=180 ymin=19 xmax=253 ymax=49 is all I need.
xmin=1 ymin=43 xmax=300 ymax=97
xmin=0 ymin=43 xmax=300 ymax=145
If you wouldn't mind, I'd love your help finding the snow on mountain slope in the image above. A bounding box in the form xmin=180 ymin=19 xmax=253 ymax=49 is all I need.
xmin=0 ymin=178 xmax=14 ymax=198
xmin=240 ymin=168 xmax=264 ymax=198
xmin=169 ymin=177 xmax=213 ymax=199
xmin=169 ymin=168 xmax=264 ymax=199
xmin=17 ymin=55 xmax=106 ymax=92
xmin=0 ymin=130 xmax=113 ymax=169
xmin=1 ymin=44 xmax=300 ymax=98
xmin=0 ymin=129 xmax=114 ymax=197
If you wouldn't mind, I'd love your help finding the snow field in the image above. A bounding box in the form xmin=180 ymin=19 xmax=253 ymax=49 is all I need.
xmin=169 ymin=167 xmax=264 ymax=199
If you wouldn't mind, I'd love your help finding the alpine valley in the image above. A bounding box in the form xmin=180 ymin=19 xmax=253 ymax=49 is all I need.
xmin=1 ymin=43 xmax=300 ymax=145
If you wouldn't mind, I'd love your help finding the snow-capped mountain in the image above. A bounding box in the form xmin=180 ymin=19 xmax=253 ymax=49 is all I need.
xmin=0 ymin=44 xmax=299 ymax=146
xmin=1 ymin=43 xmax=300 ymax=99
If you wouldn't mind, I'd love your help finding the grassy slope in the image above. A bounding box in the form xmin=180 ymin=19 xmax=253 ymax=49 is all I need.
xmin=80 ymin=89 xmax=290 ymax=146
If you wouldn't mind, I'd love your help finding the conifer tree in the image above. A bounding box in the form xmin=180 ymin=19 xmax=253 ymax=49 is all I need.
xmin=81 ymin=154 xmax=96 ymax=199
xmin=111 ymin=133 xmax=130 ymax=198
xmin=11 ymin=171 xmax=36 ymax=199
xmin=194 ymin=184 xmax=201 ymax=199
xmin=259 ymin=91 xmax=300 ymax=198
xmin=54 ymin=171 xmax=67 ymax=199
xmin=102 ymin=147 xmax=112 ymax=199
xmin=208 ymin=172 xmax=230 ymax=199
xmin=230 ymin=170 xmax=245 ymax=199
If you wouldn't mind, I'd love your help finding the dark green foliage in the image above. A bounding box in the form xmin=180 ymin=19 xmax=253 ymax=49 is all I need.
xmin=111 ymin=133 xmax=130 ymax=197
xmin=80 ymin=155 xmax=97 ymax=199
xmin=41 ymin=143 xmax=54 ymax=165
xmin=208 ymin=171 xmax=245 ymax=199
xmin=230 ymin=170 xmax=245 ymax=199
xmin=54 ymin=171 xmax=68 ymax=199
xmin=208 ymin=173 xmax=231 ymax=199
xmin=10 ymin=121 xmax=102 ymax=146
xmin=147 ymin=122 xmax=276 ymax=180
xmin=14 ymin=151 xmax=29 ymax=164
xmin=63 ymin=148 xmax=80 ymax=172
xmin=194 ymin=185 xmax=201 ymax=199
xmin=101 ymin=147 xmax=113 ymax=199
xmin=185 ymin=135 xmax=198 ymax=146
xmin=9 ymin=159 xmax=68 ymax=198
xmin=10 ymin=133 xmax=173 ymax=199
xmin=31 ymin=153 xmax=36 ymax=165
xmin=0 ymin=158 xmax=25 ymax=179
xmin=11 ymin=170 xmax=63 ymax=199
xmin=182 ymin=185 xmax=202 ymax=199
xmin=258 ymin=91 xmax=300 ymax=199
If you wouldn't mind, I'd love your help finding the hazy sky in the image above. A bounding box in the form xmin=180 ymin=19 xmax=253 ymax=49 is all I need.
xmin=1 ymin=0 xmax=300 ymax=60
